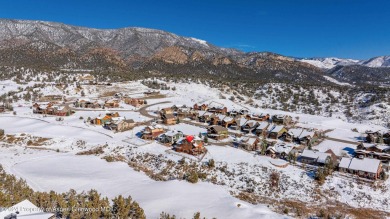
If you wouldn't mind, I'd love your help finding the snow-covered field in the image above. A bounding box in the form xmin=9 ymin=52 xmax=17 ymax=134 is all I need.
xmin=1 ymin=148 xmax=285 ymax=219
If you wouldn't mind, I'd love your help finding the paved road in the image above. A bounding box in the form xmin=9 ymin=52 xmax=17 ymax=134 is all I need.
xmin=138 ymin=101 xmax=172 ymax=118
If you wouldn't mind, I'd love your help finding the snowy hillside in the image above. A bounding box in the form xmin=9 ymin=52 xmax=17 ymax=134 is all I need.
xmin=361 ymin=56 xmax=390 ymax=67
xmin=299 ymin=56 xmax=390 ymax=69
xmin=299 ymin=57 xmax=360 ymax=69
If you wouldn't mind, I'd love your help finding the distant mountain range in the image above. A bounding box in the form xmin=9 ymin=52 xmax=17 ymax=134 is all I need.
xmin=0 ymin=19 xmax=389 ymax=86
xmin=299 ymin=56 xmax=390 ymax=69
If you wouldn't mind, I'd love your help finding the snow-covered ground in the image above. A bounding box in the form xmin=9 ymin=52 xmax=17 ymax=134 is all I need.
xmin=1 ymin=148 xmax=285 ymax=219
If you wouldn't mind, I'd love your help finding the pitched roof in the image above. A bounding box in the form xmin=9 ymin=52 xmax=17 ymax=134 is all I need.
xmin=268 ymin=143 xmax=294 ymax=154
xmin=164 ymin=114 xmax=175 ymax=119
xmin=340 ymin=157 xmax=381 ymax=174
xmin=339 ymin=157 xmax=352 ymax=169
xmin=246 ymin=137 xmax=258 ymax=145
xmin=300 ymin=130 xmax=315 ymax=138
xmin=267 ymin=125 xmax=275 ymax=132
xmin=301 ymin=149 xmax=330 ymax=163
xmin=271 ymin=125 xmax=285 ymax=133
xmin=210 ymin=125 xmax=228 ymax=132
xmin=218 ymin=115 xmax=226 ymax=120
xmin=243 ymin=120 xmax=258 ymax=128
xmin=222 ymin=116 xmax=234 ymax=122
xmin=237 ymin=118 xmax=248 ymax=126
xmin=256 ymin=122 xmax=269 ymax=130
xmin=288 ymin=128 xmax=303 ymax=137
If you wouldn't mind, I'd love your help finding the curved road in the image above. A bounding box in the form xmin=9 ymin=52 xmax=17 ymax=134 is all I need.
xmin=138 ymin=101 xmax=172 ymax=118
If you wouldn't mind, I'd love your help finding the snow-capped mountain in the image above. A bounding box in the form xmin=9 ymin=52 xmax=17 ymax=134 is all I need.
xmin=298 ymin=57 xmax=360 ymax=69
xmin=0 ymin=19 xmax=240 ymax=57
xmin=360 ymin=56 xmax=390 ymax=67
xmin=299 ymin=56 xmax=390 ymax=69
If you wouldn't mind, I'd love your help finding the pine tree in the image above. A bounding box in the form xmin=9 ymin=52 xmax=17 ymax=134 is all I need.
xmin=208 ymin=159 xmax=215 ymax=168
xmin=261 ymin=138 xmax=267 ymax=155
xmin=193 ymin=212 xmax=201 ymax=219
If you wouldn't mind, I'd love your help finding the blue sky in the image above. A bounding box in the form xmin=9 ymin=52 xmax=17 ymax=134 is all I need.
xmin=1 ymin=0 xmax=389 ymax=59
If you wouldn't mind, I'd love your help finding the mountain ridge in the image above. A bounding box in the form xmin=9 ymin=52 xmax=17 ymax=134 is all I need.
xmin=0 ymin=18 xmax=389 ymax=86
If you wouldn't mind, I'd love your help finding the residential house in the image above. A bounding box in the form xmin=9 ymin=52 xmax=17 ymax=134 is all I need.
xmin=246 ymin=113 xmax=270 ymax=121
xmin=158 ymin=130 xmax=184 ymax=144
xmin=188 ymin=110 xmax=201 ymax=120
xmin=365 ymin=130 xmax=381 ymax=143
xmin=268 ymin=125 xmax=287 ymax=139
xmin=355 ymin=143 xmax=390 ymax=171
xmin=207 ymin=103 xmax=227 ymax=115
xmin=198 ymin=111 xmax=214 ymax=123
xmin=32 ymin=102 xmax=72 ymax=116
xmin=284 ymin=128 xmax=303 ymax=142
xmin=228 ymin=108 xmax=249 ymax=117
xmin=230 ymin=117 xmax=248 ymax=130
xmin=32 ymin=102 xmax=44 ymax=114
xmin=142 ymin=125 xmax=165 ymax=140
xmin=32 ymin=102 xmax=52 ymax=114
xmin=105 ymin=118 xmax=136 ymax=132
xmin=92 ymin=112 xmax=120 ymax=126
xmin=228 ymin=109 xmax=239 ymax=117
xmin=53 ymin=105 xmax=72 ymax=116
xmin=174 ymin=135 xmax=205 ymax=155
xmin=324 ymin=149 xmax=338 ymax=164
xmin=193 ymin=103 xmax=208 ymax=111
xmin=220 ymin=116 xmax=235 ymax=128
xmin=124 ymin=98 xmax=145 ymax=107
xmin=160 ymin=107 xmax=174 ymax=115
xmin=162 ymin=113 xmax=177 ymax=125
xmin=177 ymin=107 xmax=193 ymax=119
xmin=266 ymin=143 xmax=295 ymax=159
xmin=339 ymin=157 xmax=382 ymax=180
xmin=299 ymin=129 xmax=319 ymax=146
xmin=241 ymin=120 xmax=259 ymax=133
xmin=171 ymin=105 xmax=188 ymax=112
xmin=299 ymin=149 xmax=331 ymax=165
xmin=207 ymin=125 xmax=229 ymax=140
xmin=239 ymin=137 xmax=260 ymax=151
xmin=74 ymin=98 xmax=102 ymax=108
xmin=104 ymin=99 xmax=120 ymax=108
xmin=0 ymin=102 xmax=13 ymax=113
xmin=255 ymin=121 xmax=270 ymax=137
xmin=210 ymin=114 xmax=225 ymax=125
xmin=272 ymin=114 xmax=292 ymax=125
